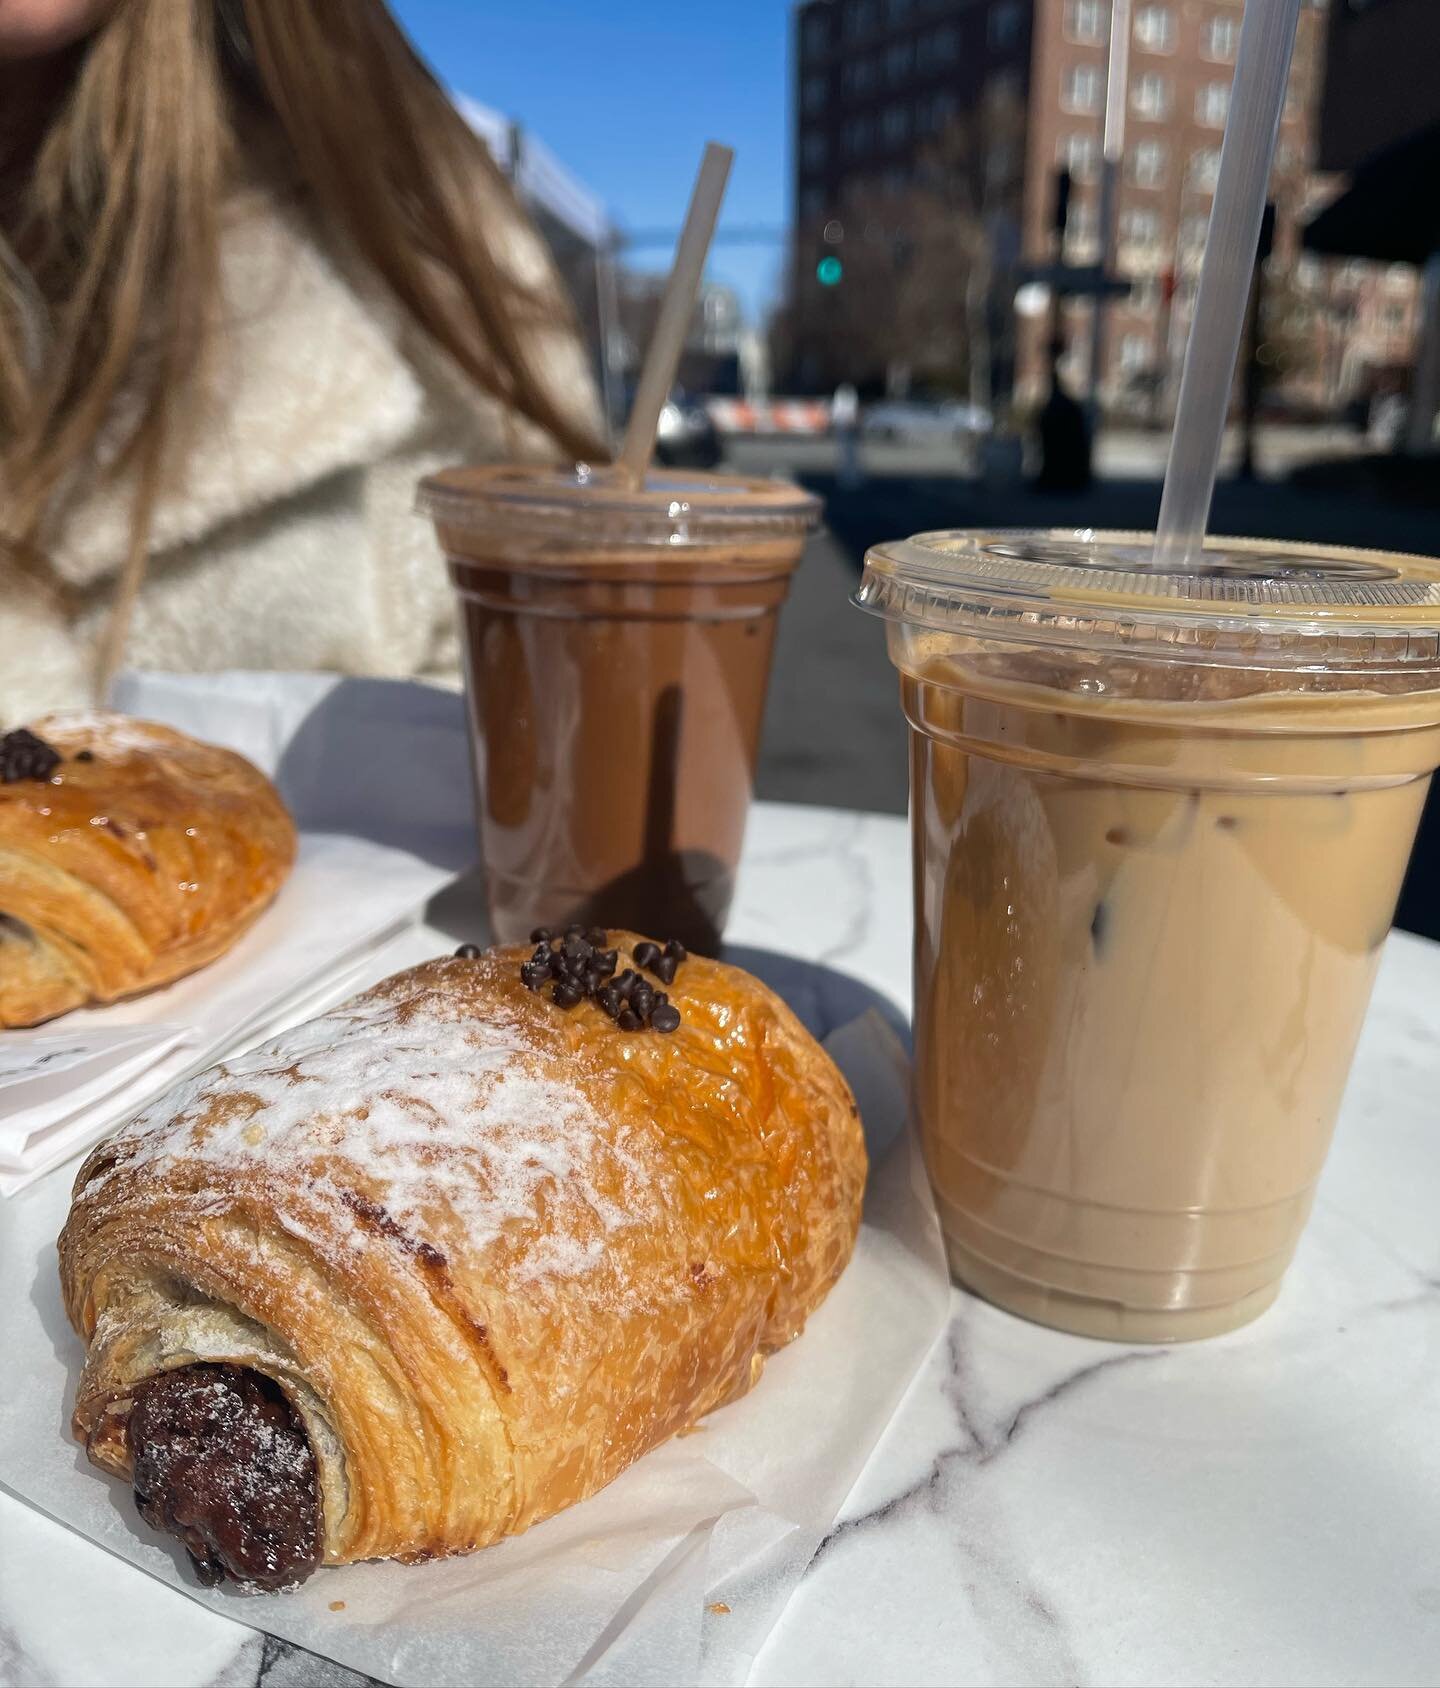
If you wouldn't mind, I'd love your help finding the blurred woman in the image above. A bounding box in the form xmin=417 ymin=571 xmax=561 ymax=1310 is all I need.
xmin=0 ymin=0 xmax=603 ymax=720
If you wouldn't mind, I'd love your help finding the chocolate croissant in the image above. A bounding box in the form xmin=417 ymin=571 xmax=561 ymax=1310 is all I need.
xmin=0 ymin=714 xmax=295 ymax=1027
xmin=59 ymin=935 xmax=866 ymax=1588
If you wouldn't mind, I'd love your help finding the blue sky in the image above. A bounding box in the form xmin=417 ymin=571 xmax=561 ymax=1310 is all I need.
xmin=391 ymin=0 xmax=795 ymax=323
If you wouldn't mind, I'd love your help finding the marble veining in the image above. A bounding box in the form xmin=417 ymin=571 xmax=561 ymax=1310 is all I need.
xmin=4 ymin=799 xmax=1439 ymax=1688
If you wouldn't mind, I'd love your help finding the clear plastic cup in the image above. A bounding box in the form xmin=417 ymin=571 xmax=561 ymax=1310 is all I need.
xmin=857 ymin=530 xmax=1440 ymax=1341
xmin=418 ymin=465 xmax=818 ymax=954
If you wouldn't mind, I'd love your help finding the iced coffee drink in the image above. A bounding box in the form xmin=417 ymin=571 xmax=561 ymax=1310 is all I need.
xmin=859 ymin=530 xmax=1440 ymax=1340
xmin=418 ymin=466 xmax=817 ymax=953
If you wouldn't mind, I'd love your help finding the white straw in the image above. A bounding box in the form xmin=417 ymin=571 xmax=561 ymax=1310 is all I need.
xmin=1153 ymin=0 xmax=1302 ymax=570
xmin=616 ymin=143 xmax=734 ymax=490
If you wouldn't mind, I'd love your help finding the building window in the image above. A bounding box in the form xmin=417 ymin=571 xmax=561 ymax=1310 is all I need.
xmin=1131 ymin=138 xmax=1167 ymax=187
xmin=1132 ymin=72 xmax=1172 ymax=120
xmin=1061 ymin=131 xmax=1101 ymax=182
xmin=1120 ymin=333 xmax=1151 ymax=373
xmin=884 ymin=41 xmax=912 ymax=84
xmin=989 ymin=1 xmax=1023 ymax=49
xmin=1284 ymin=82 xmax=1305 ymax=122
xmin=1295 ymin=254 xmax=1321 ymax=290
xmin=802 ymin=13 xmax=829 ymax=57
xmin=1066 ymin=199 xmax=1099 ymax=257
xmin=917 ymin=89 xmax=959 ymax=134
xmin=918 ymin=24 xmax=960 ymax=66
xmin=1121 ymin=207 xmax=1161 ymax=247
xmin=802 ymin=131 xmax=828 ymax=170
xmin=1197 ymin=79 xmax=1231 ymax=127
xmin=1383 ymin=301 xmax=1408 ymax=331
xmin=1129 ymin=275 xmax=1160 ymax=312
xmin=986 ymin=138 xmax=1019 ymax=186
xmin=802 ymin=74 xmax=827 ymax=115
xmin=881 ymin=104 xmax=909 ymax=146
xmin=843 ymin=1 xmax=879 ymax=42
xmin=842 ymin=58 xmax=879 ymax=97
xmin=1387 ymin=263 xmax=1412 ymax=290
xmin=1203 ymin=14 xmax=1239 ymax=61
xmin=1187 ymin=146 xmax=1222 ymax=191
xmin=1275 ymin=139 xmax=1300 ymax=173
xmin=1181 ymin=212 xmax=1210 ymax=251
xmin=1065 ymin=0 xmax=1104 ymax=44
xmin=986 ymin=68 xmax=1024 ymax=107
xmin=842 ymin=116 xmax=875 ymax=157
xmin=1064 ymin=63 xmax=1104 ymax=113
xmin=1134 ymin=5 xmax=1175 ymax=52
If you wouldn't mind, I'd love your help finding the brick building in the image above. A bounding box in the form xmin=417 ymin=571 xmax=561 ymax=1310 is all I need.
xmin=789 ymin=0 xmax=1416 ymax=411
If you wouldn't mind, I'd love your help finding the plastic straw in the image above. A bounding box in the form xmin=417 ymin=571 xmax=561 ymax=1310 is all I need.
xmin=1153 ymin=0 xmax=1301 ymax=570
xmin=616 ymin=142 xmax=734 ymax=490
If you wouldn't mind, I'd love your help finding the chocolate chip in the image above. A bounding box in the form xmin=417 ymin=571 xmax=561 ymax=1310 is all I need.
xmin=0 ymin=728 xmax=61 ymax=784
xmin=664 ymin=939 xmax=687 ymax=964
xmin=595 ymin=948 xmax=618 ymax=977
xmin=652 ymin=1002 xmax=681 ymax=1033
xmin=530 ymin=927 xmax=554 ymax=944
xmin=564 ymin=924 xmax=586 ymax=940
xmin=633 ymin=941 xmax=662 ymax=971
xmin=75 ymin=749 xmax=95 ymax=763
xmin=454 ymin=943 xmax=481 ymax=959
xmin=585 ymin=927 xmax=608 ymax=948
xmin=552 ymin=981 xmax=584 ymax=1008
xmin=614 ymin=969 xmax=640 ymax=997
xmin=616 ymin=1007 xmax=642 ymax=1031
xmin=531 ymin=942 xmax=554 ymax=965
xmin=653 ymin=953 xmax=678 ymax=985
xmin=520 ymin=960 xmax=551 ymax=991
xmin=561 ymin=933 xmax=590 ymax=962
xmin=597 ymin=985 xmax=622 ymax=1018
xmin=632 ymin=983 xmax=655 ymax=1017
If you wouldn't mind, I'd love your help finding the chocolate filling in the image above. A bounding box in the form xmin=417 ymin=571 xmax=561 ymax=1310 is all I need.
xmin=125 ymin=1363 xmax=322 ymax=1590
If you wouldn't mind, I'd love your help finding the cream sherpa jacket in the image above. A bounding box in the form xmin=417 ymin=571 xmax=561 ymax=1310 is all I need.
xmin=1 ymin=183 xmax=600 ymax=724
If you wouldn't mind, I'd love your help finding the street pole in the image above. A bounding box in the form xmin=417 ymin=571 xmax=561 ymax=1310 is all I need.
xmin=1086 ymin=0 xmax=1131 ymax=426
xmin=1405 ymin=250 xmax=1440 ymax=457
xmin=1237 ymin=202 xmax=1276 ymax=480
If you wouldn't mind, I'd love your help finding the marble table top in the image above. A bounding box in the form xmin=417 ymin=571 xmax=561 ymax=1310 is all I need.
xmin=4 ymin=800 xmax=1438 ymax=1688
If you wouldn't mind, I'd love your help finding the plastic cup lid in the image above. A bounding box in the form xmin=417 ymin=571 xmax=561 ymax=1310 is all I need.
xmin=417 ymin=463 xmax=819 ymax=547
xmin=856 ymin=529 xmax=1440 ymax=675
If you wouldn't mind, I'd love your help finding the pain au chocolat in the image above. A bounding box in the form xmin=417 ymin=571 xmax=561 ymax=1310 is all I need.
xmin=58 ymin=936 xmax=866 ymax=1588
xmin=0 ymin=714 xmax=295 ymax=1027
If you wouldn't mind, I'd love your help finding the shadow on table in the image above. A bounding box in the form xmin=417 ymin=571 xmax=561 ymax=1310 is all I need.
xmin=273 ymin=677 xmax=474 ymax=872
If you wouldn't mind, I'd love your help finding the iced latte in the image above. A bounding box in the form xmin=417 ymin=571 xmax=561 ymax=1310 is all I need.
xmin=858 ymin=531 xmax=1440 ymax=1340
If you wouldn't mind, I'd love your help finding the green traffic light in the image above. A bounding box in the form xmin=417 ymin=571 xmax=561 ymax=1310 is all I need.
xmin=816 ymin=255 xmax=843 ymax=286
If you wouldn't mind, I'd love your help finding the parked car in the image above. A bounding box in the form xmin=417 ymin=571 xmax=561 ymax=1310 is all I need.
xmin=655 ymin=389 xmax=722 ymax=469
xmin=861 ymin=398 xmax=991 ymax=444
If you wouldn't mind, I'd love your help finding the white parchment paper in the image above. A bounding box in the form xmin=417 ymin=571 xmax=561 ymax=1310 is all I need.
xmin=1 ymin=674 xmax=467 ymax=1192
xmin=0 ymin=671 xmax=950 ymax=1686
xmin=0 ymin=964 xmax=947 ymax=1688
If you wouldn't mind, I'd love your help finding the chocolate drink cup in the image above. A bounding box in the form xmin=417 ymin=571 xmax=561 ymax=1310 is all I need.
xmin=418 ymin=466 xmax=818 ymax=954
xmin=857 ymin=530 xmax=1440 ymax=1342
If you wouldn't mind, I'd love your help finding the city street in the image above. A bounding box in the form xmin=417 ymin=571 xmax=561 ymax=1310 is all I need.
xmin=744 ymin=427 xmax=1440 ymax=937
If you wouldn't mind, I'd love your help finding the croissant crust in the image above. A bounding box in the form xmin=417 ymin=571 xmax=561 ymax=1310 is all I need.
xmin=0 ymin=713 xmax=295 ymax=1027
xmin=59 ymin=941 xmax=867 ymax=1569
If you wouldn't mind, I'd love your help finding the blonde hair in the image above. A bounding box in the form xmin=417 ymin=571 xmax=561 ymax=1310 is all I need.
xmin=0 ymin=0 xmax=601 ymax=689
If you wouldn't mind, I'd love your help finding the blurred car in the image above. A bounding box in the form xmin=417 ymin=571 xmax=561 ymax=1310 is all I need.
xmin=861 ymin=398 xmax=991 ymax=444
xmin=655 ymin=390 xmax=722 ymax=469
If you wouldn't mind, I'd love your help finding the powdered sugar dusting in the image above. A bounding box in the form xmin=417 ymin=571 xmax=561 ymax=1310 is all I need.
xmin=39 ymin=711 xmax=179 ymax=754
xmin=91 ymin=982 xmax=654 ymax=1287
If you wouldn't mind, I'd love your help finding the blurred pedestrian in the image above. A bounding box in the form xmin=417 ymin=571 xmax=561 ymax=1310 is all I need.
xmin=1034 ymin=337 xmax=1092 ymax=493
xmin=0 ymin=0 xmax=603 ymax=722
xmin=831 ymin=380 xmax=862 ymax=490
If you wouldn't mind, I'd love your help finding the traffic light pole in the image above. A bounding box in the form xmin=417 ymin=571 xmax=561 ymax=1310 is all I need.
xmin=1087 ymin=0 xmax=1131 ymax=426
